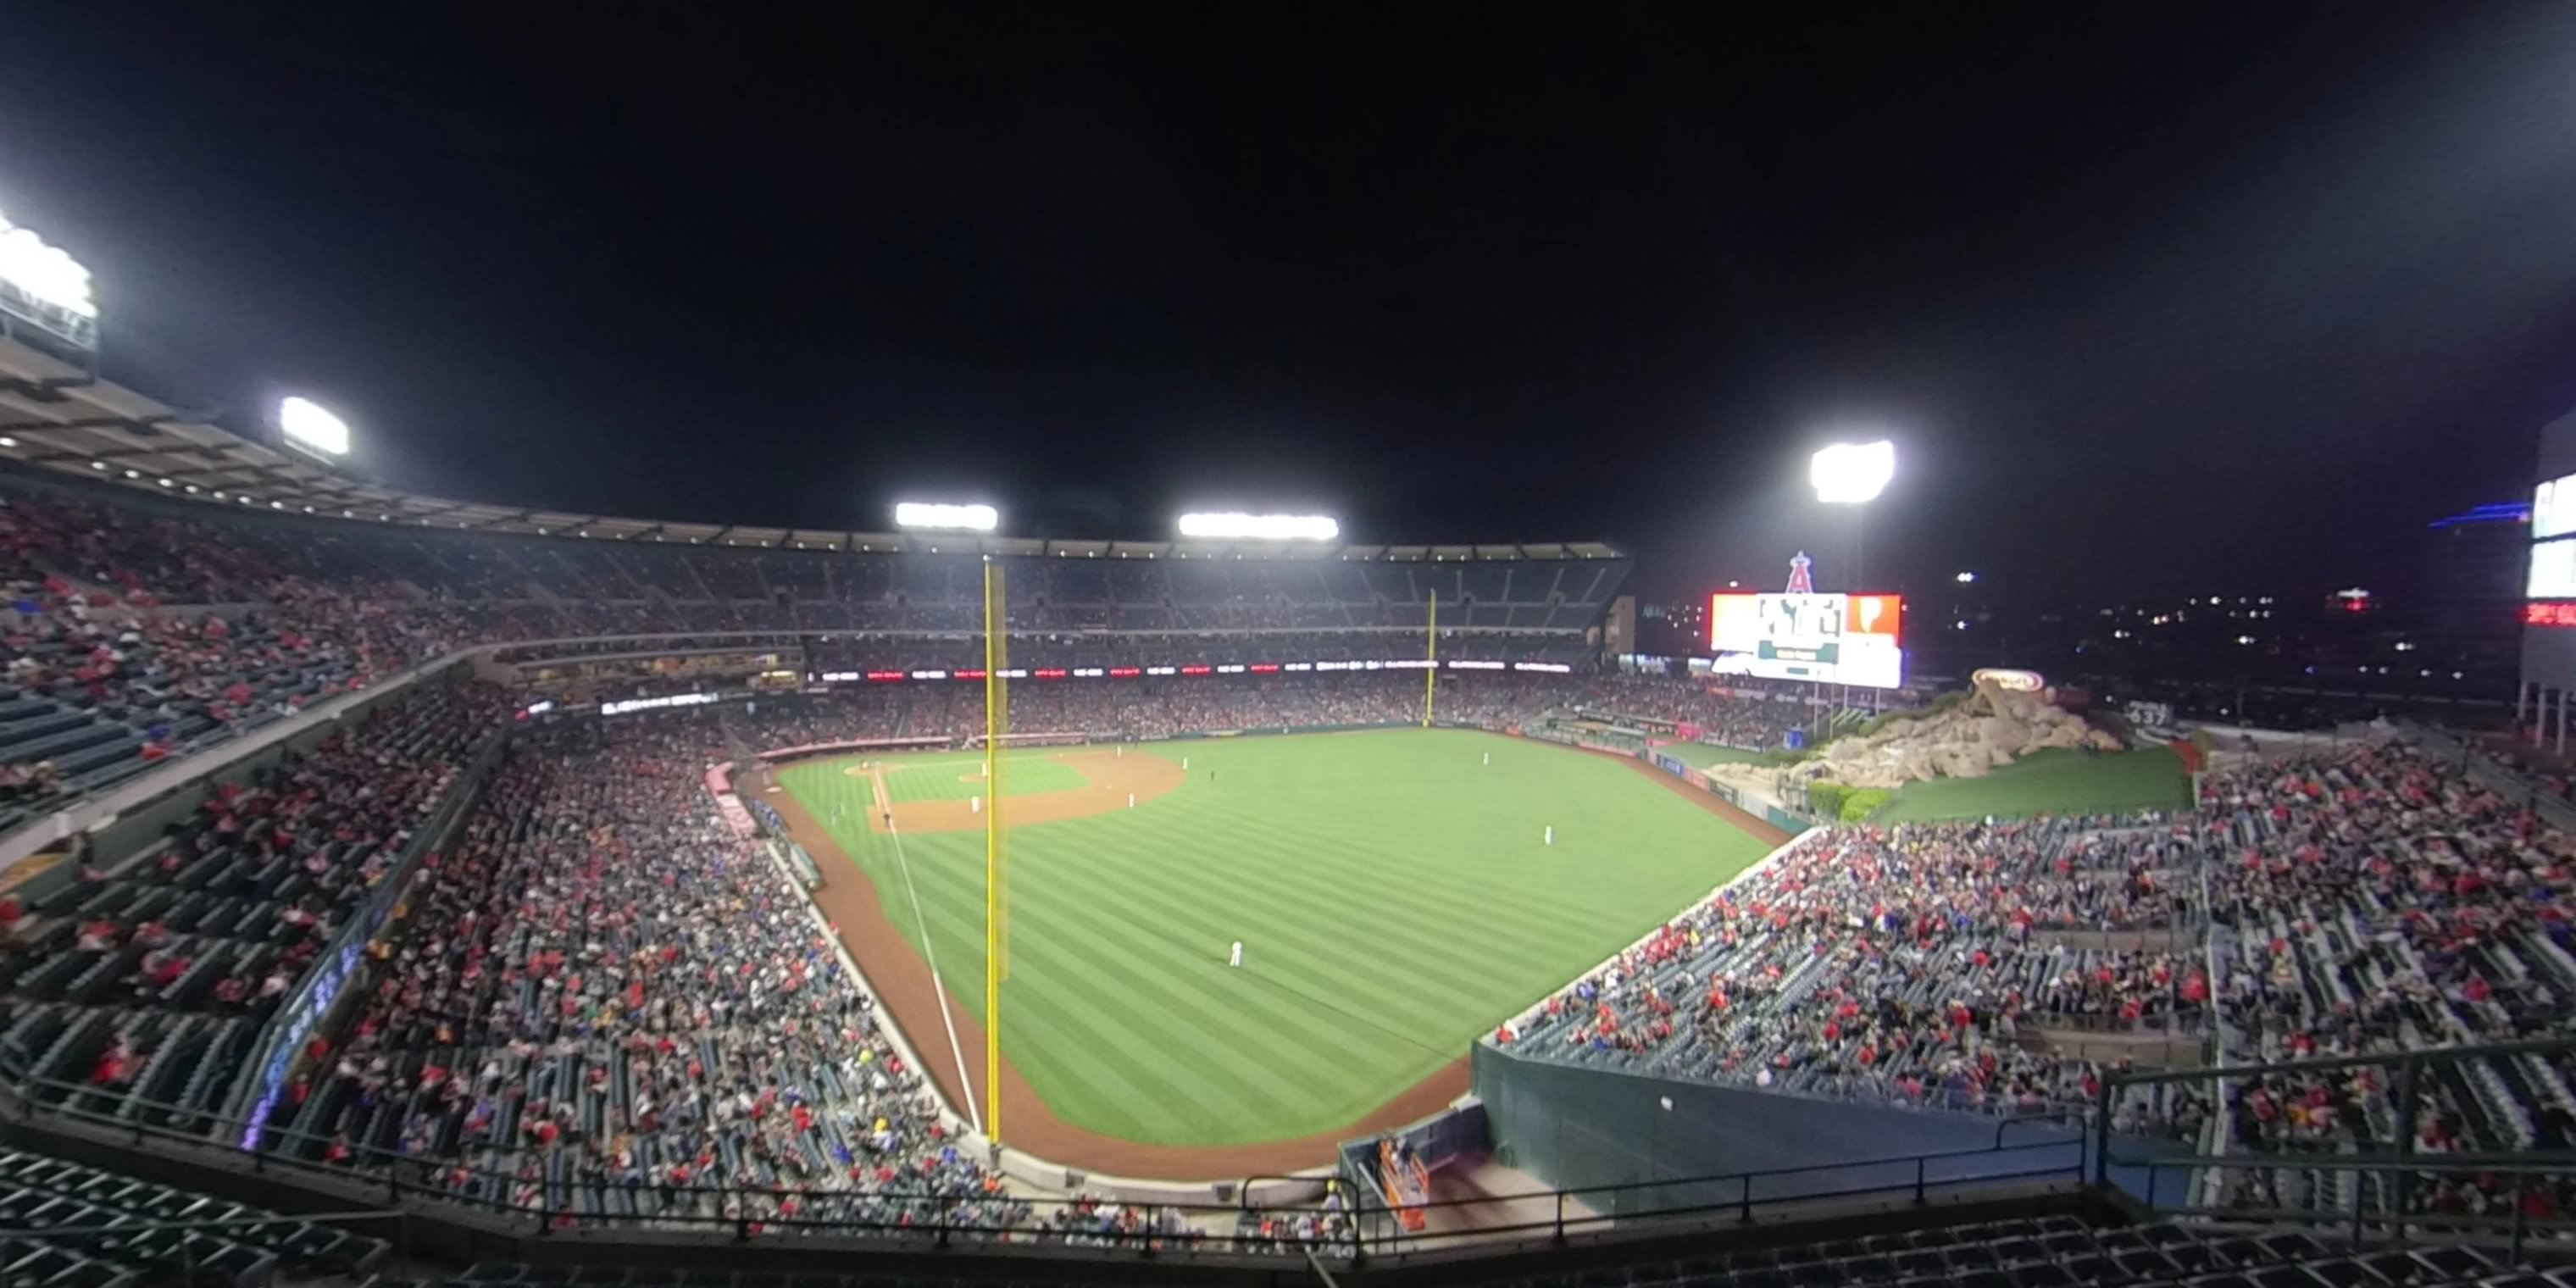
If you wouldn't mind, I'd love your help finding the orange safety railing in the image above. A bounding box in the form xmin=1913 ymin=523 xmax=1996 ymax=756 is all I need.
xmin=1378 ymin=1137 xmax=1431 ymax=1232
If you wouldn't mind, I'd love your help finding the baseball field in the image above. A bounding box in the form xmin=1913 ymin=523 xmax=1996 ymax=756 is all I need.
xmin=763 ymin=728 xmax=1781 ymax=1169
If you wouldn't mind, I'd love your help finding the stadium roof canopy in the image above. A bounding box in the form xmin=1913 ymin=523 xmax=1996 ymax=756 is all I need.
xmin=0 ymin=338 xmax=1624 ymax=562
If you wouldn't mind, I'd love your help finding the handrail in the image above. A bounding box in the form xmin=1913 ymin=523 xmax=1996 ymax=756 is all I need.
xmin=0 ymin=1063 xmax=2088 ymax=1261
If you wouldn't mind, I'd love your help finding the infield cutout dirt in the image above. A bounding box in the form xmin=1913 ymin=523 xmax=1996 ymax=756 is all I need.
xmin=831 ymin=750 xmax=1184 ymax=834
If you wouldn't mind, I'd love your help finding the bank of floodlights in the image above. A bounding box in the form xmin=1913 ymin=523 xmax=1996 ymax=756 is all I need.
xmin=1175 ymin=512 xmax=1340 ymax=541
xmin=1810 ymin=440 xmax=1895 ymax=504
xmin=893 ymin=502 xmax=1000 ymax=531
xmin=277 ymin=397 xmax=352 ymax=457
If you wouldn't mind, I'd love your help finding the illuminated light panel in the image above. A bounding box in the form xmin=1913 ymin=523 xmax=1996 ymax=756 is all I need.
xmin=1108 ymin=666 xmax=1141 ymax=677
xmin=1811 ymin=440 xmax=1895 ymax=504
xmin=0 ymin=206 xmax=97 ymax=349
xmin=1180 ymin=664 xmax=1212 ymax=675
xmin=892 ymin=502 xmax=999 ymax=530
xmin=1247 ymin=663 xmax=1281 ymax=673
xmin=2526 ymin=602 xmax=2576 ymax=629
xmin=277 ymin=397 xmax=352 ymax=456
xmin=1175 ymin=512 xmax=1339 ymax=541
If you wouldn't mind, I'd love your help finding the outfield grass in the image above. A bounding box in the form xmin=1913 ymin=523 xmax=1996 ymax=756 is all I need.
xmin=779 ymin=730 xmax=1774 ymax=1146
xmin=1868 ymin=745 xmax=2192 ymax=823
xmin=1666 ymin=742 xmax=1767 ymax=770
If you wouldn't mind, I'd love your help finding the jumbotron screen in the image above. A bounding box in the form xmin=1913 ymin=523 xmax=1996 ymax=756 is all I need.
xmin=1707 ymin=591 xmax=1906 ymax=689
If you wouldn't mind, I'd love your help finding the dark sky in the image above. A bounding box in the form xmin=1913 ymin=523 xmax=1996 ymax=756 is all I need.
xmin=4 ymin=3 xmax=2576 ymax=607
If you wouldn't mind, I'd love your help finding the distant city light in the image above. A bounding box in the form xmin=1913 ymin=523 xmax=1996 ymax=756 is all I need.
xmin=1811 ymin=440 xmax=1896 ymax=504
xmin=277 ymin=397 xmax=352 ymax=456
xmin=892 ymin=502 xmax=999 ymax=531
xmin=1176 ymin=512 xmax=1340 ymax=541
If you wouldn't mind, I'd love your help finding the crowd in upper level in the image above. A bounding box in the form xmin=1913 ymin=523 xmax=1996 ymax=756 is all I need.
xmin=0 ymin=476 xmax=1623 ymax=808
xmin=0 ymin=681 xmax=503 ymax=1130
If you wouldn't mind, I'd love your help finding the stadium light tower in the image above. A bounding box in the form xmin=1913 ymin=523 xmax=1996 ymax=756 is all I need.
xmin=1955 ymin=570 xmax=1977 ymax=584
xmin=1810 ymin=439 xmax=1894 ymax=590
xmin=893 ymin=502 xmax=1000 ymax=531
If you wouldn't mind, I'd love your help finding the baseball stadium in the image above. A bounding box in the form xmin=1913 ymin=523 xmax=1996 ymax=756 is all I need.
xmin=0 ymin=211 xmax=2569 ymax=1288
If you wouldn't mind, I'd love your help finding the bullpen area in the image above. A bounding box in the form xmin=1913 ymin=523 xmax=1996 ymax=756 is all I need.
xmin=753 ymin=728 xmax=1785 ymax=1178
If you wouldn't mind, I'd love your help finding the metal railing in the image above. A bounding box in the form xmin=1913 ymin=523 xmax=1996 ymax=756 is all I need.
xmin=2097 ymin=1033 xmax=2576 ymax=1248
xmin=0 ymin=1064 xmax=2090 ymax=1266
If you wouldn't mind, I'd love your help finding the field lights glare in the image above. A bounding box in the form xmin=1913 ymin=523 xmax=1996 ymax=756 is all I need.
xmin=277 ymin=397 xmax=352 ymax=457
xmin=1811 ymin=440 xmax=1895 ymax=504
xmin=0 ymin=207 xmax=96 ymax=319
xmin=1175 ymin=512 xmax=1340 ymax=541
xmin=892 ymin=502 xmax=998 ymax=531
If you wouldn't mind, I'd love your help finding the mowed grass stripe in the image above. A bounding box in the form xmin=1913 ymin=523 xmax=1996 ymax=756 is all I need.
xmin=849 ymin=832 xmax=1325 ymax=1129
xmin=895 ymin=831 xmax=1377 ymax=1111
xmin=781 ymin=728 xmax=1775 ymax=1146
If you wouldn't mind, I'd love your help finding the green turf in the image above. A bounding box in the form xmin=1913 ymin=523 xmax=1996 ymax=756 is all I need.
xmin=877 ymin=752 xmax=1088 ymax=803
xmin=1666 ymin=742 xmax=1767 ymax=769
xmin=780 ymin=729 xmax=1774 ymax=1147
xmin=1867 ymin=745 xmax=2193 ymax=823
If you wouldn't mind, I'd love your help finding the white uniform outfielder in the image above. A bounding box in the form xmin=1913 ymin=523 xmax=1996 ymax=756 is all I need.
xmin=1229 ymin=941 xmax=1243 ymax=968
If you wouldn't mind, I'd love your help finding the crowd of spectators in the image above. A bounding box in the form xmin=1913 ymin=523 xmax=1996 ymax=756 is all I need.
xmin=1501 ymin=736 xmax=2576 ymax=1224
xmin=1500 ymin=815 xmax=2210 ymax=1127
xmin=2191 ymin=743 xmax=2576 ymax=1221
xmin=0 ymin=680 xmax=503 ymax=1116
xmin=1571 ymin=675 xmax=1820 ymax=749
xmin=700 ymin=675 xmax=1833 ymax=753
xmin=0 ymin=479 xmax=1614 ymax=797
xmin=259 ymin=711 xmax=1355 ymax=1249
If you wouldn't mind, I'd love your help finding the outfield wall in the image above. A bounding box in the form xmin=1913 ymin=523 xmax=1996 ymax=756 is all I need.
xmin=1472 ymin=1041 xmax=2096 ymax=1219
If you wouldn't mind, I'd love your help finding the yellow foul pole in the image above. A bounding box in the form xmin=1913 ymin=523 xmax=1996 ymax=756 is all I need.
xmin=1422 ymin=592 xmax=1436 ymax=727
xmin=982 ymin=558 xmax=1004 ymax=1145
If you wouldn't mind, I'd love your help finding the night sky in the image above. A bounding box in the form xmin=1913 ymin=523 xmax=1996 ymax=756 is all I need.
xmin=4 ymin=3 xmax=2576 ymax=606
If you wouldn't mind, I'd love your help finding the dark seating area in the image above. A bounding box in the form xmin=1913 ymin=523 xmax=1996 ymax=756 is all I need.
xmin=0 ymin=1146 xmax=391 ymax=1287
xmin=1488 ymin=1216 xmax=2557 ymax=1288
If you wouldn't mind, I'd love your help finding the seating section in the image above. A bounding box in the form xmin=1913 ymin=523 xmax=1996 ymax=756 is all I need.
xmin=0 ymin=681 xmax=502 ymax=1130
xmin=1489 ymin=1216 xmax=2545 ymax=1288
xmin=270 ymin=717 xmax=1019 ymax=1233
xmin=446 ymin=1269 xmax=1140 ymax=1288
xmin=1502 ymin=739 xmax=2576 ymax=1226
xmin=0 ymin=1146 xmax=390 ymax=1287
xmin=0 ymin=473 xmax=1628 ymax=804
xmin=718 ymin=673 xmax=1589 ymax=746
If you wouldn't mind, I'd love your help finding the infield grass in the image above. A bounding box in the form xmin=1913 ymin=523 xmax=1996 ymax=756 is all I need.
xmin=778 ymin=729 xmax=1774 ymax=1147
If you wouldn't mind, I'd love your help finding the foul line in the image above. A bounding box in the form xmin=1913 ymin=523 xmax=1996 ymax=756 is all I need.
xmin=873 ymin=763 xmax=985 ymax=1136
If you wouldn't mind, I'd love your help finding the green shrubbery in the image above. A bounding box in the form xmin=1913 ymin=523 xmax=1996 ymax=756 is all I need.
xmin=1806 ymin=781 xmax=1896 ymax=822
xmin=1838 ymin=787 xmax=1893 ymax=820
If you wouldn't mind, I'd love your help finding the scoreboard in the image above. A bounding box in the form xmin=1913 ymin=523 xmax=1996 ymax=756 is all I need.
xmin=1707 ymin=591 xmax=1906 ymax=689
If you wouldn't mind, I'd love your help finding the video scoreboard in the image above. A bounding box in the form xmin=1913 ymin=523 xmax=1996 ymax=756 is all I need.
xmin=1707 ymin=591 xmax=1906 ymax=689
